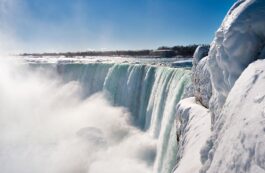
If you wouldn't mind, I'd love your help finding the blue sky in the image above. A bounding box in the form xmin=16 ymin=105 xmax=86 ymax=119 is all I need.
xmin=2 ymin=0 xmax=236 ymax=52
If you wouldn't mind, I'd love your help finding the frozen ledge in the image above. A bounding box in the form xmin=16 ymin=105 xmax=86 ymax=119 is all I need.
xmin=174 ymin=97 xmax=211 ymax=173
xmin=201 ymin=60 xmax=265 ymax=173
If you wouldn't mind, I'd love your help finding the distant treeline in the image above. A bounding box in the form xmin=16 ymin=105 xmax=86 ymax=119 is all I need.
xmin=157 ymin=44 xmax=209 ymax=57
xmin=20 ymin=44 xmax=209 ymax=58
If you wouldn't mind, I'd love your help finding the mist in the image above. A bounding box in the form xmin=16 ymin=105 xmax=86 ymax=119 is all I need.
xmin=0 ymin=59 xmax=156 ymax=173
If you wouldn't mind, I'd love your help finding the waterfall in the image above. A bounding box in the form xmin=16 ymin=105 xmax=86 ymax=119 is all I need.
xmin=54 ymin=62 xmax=191 ymax=173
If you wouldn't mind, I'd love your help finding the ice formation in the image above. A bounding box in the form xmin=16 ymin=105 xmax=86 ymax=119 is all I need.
xmin=202 ymin=60 xmax=265 ymax=173
xmin=192 ymin=46 xmax=211 ymax=108
xmin=174 ymin=0 xmax=265 ymax=173
xmin=208 ymin=0 xmax=265 ymax=115
xmin=173 ymin=98 xmax=211 ymax=173
xmin=192 ymin=45 xmax=209 ymax=67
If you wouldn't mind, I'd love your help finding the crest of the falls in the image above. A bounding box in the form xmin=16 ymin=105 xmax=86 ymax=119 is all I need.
xmin=54 ymin=62 xmax=191 ymax=173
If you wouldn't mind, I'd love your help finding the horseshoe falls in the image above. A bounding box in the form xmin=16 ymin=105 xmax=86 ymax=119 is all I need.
xmin=57 ymin=63 xmax=191 ymax=173
xmin=2 ymin=1 xmax=265 ymax=173
xmin=0 ymin=58 xmax=191 ymax=173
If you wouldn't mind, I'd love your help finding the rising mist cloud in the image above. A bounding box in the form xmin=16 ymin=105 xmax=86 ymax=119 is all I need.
xmin=0 ymin=59 xmax=156 ymax=173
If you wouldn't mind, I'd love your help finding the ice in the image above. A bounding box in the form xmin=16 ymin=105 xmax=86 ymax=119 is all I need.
xmin=193 ymin=57 xmax=212 ymax=108
xmin=173 ymin=97 xmax=211 ymax=173
xmin=207 ymin=0 xmax=265 ymax=115
xmin=192 ymin=45 xmax=211 ymax=108
xmin=192 ymin=45 xmax=209 ymax=68
xmin=201 ymin=60 xmax=265 ymax=173
xmin=175 ymin=1 xmax=265 ymax=173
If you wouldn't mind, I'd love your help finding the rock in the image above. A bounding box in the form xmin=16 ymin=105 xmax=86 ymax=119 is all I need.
xmin=201 ymin=60 xmax=265 ymax=173
xmin=174 ymin=97 xmax=211 ymax=173
xmin=193 ymin=45 xmax=209 ymax=67
xmin=192 ymin=45 xmax=211 ymax=108
xmin=207 ymin=0 xmax=265 ymax=115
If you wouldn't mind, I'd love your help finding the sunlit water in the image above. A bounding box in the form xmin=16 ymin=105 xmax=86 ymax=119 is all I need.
xmin=0 ymin=56 xmax=191 ymax=173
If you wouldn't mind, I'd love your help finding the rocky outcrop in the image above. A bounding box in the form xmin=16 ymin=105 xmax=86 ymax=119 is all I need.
xmin=192 ymin=46 xmax=211 ymax=108
xmin=174 ymin=97 xmax=211 ymax=173
xmin=208 ymin=0 xmax=265 ymax=116
xmin=174 ymin=1 xmax=265 ymax=173
xmin=192 ymin=45 xmax=209 ymax=67
xmin=201 ymin=60 xmax=265 ymax=173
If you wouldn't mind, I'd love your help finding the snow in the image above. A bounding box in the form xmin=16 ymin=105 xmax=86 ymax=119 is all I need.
xmin=192 ymin=46 xmax=211 ymax=108
xmin=173 ymin=97 xmax=211 ymax=173
xmin=207 ymin=0 xmax=265 ymax=115
xmin=192 ymin=45 xmax=209 ymax=68
xmin=175 ymin=1 xmax=265 ymax=173
xmin=201 ymin=60 xmax=265 ymax=173
xmin=171 ymin=59 xmax=192 ymax=68
xmin=192 ymin=56 xmax=212 ymax=108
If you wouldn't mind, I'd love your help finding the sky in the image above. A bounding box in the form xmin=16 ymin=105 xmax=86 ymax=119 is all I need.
xmin=0 ymin=0 xmax=236 ymax=53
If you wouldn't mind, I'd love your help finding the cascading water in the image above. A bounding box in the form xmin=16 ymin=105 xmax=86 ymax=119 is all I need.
xmin=0 ymin=59 xmax=191 ymax=173
xmin=55 ymin=62 xmax=191 ymax=173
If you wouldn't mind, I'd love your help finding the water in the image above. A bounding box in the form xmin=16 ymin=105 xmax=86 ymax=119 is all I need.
xmin=54 ymin=62 xmax=191 ymax=173
xmin=0 ymin=57 xmax=191 ymax=173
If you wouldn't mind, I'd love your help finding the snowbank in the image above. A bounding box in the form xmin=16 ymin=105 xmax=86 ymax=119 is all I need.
xmin=173 ymin=97 xmax=211 ymax=173
xmin=201 ymin=60 xmax=265 ymax=173
xmin=208 ymin=0 xmax=265 ymax=115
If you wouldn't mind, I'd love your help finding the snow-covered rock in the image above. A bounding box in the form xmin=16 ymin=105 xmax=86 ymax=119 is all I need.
xmin=193 ymin=45 xmax=209 ymax=67
xmin=174 ymin=1 xmax=265 ymax=173
xmin=173 ymin=97 xmax=211 ymax=173
xmin=192 ymin=46 xmax=211 ymax=108
xmin=201 ymin=60 xmax=265 ymax=173
xmin=208 ymin=0 xmax=265 ymax=115
xmin=192 ymin=56 xmax=212 ymax=108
